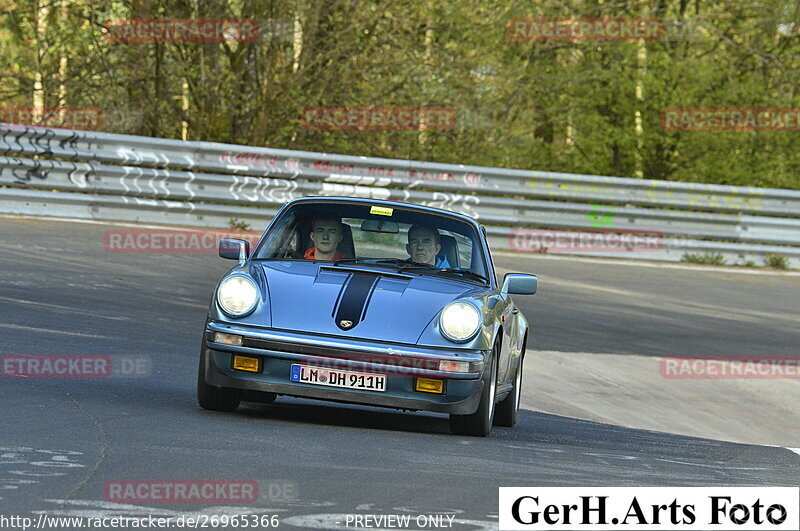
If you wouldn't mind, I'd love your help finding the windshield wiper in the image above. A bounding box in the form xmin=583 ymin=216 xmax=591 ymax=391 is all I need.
xmin=438 ymin=268 xmax=489 ymax=283
xmin=331 ymin=258 xmax=436 ymax=272
xmin=331 ymin=257 xmax=408 ymax=267
xmin=397 ymin=261 xmax=440 ymax=273
xmin=329 ymin=259 xmax=487 ymax=283
xmin=331 ymin=257 xmax=369 ymax=265
xmin=398 ymin=264 xmax=488 ymax=283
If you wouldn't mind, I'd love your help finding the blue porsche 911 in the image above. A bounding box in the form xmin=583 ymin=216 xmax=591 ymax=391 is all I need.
xmin=198 ymin=197 xmax=537 ymax=436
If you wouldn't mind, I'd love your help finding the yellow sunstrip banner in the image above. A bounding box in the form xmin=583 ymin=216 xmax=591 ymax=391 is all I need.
xmin=370 ymin=206 xmax=393 ymax=216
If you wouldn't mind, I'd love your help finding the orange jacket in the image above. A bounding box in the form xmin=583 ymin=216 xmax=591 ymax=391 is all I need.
xmin=304 ymin=247 xmax=346 ymax=260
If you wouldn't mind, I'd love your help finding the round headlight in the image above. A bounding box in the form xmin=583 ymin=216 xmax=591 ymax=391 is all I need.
xmin=217 ymin=275 xmax=259 ymax=317
xmin=439 ymin=301 xmax=481 ymax=342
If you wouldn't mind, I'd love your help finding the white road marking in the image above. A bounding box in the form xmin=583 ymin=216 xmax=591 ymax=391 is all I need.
xmin=655 ymin=458 xmax=769 ymax=470
xmin=582 ymin=452 xmax=638 ymax=460
xmin=34 ymin=450 xmax=83 ymax=455
xmin=0 ymin=323 xmax=108 ymax=339
xmin=0 ymin=296 xmax=130 ymax=321
xmin=1 ymin=447 xmax=86 ymax=493
xmin=0 ymin=479 xmax=38 ymax=490
xmin=9 ymin=471 xmax=66 ymax=477
xmin=786 ymin=448 xmax=800 ymax=458
xmin=30 ymin=459 xmax=84 ymax=468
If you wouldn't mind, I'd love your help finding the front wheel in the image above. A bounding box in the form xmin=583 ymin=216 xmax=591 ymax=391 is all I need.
xmin=494 ymin=353 xmax=523 ymax=427
xmin=449 ymin=347 xmax=498 ymax=437
xmin=197 ymin=342 xmax=241 ymax=412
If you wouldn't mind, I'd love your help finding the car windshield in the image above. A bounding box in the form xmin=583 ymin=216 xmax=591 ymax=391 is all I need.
xmin=254 ymin=202 xmax=490 ymax=283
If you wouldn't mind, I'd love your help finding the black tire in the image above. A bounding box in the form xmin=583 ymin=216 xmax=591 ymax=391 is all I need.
xmin=494 ymin=352 xmax=523 ymax=427
xmin=449 ymin=345 xmax=498 ymax=437
xmin=197 ymin=342 xmax=241 ymax=412
xmin=243 ymin=390 xmax=278 ymax=404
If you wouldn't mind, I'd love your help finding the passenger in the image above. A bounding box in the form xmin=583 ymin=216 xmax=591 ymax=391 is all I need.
xmin=305 ymin=217 xmax=346 ymax=261
xmin=406 ymin=225 xmax=450 ymax=268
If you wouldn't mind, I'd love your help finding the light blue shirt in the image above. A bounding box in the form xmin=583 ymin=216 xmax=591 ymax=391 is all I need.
xmin=406 ymin=255 xmax=451 ymax=268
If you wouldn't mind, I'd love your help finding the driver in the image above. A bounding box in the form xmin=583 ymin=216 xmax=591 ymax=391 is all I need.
xmin=406 ymin=225 xmax=450 ymax=268
xmin=305 ymin=217 xmax=346 ymax=261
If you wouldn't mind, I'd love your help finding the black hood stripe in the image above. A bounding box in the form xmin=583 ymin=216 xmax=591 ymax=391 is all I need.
xmin=330 ymin=273 xmax=353 ymax=316
xmin=333 ymin=273 xmax=379 ymax=330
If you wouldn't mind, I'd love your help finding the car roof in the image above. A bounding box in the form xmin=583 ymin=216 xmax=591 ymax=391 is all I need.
xmin=284 ymin=196 xmax=481 ymax=227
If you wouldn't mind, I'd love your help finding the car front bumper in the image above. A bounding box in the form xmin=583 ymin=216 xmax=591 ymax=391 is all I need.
xmin=203 ymin=321 xmax=489 ymax=415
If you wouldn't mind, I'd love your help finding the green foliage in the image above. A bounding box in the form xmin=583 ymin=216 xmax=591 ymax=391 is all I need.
xmin=228 ymin=218 xmax=251 ymax=231
xmin=0 ymin=0 xmax=799 ymax=190
xmin=764 ymin=252 xmax=790 ymax=269
xmin=681 ymin=251 xmax=726 ymax=265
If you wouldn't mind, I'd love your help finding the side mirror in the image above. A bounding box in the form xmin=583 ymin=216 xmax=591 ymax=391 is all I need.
xmin=219 ymin=238 xmax=250 ymax=263
xmin=502 ymin=273 xmax=537 ymax=295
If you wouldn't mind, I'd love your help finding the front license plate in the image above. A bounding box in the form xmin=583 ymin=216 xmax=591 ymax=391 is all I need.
xmin=290 ymin=364 xmax=387 ymax=392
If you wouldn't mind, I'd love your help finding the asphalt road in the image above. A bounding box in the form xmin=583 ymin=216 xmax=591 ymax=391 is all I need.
xmin=493 ymin=251 xmax=800 ymax=447
xmin=0 ymin=217 xmax=798 ymax=530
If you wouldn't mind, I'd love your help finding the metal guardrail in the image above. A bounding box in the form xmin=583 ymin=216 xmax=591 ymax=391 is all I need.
xmin=1 ymin=124 xmax=799 ymax=268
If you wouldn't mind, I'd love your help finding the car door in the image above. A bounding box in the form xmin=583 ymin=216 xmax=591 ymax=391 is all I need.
xmin=496 ymin=292 xmax=515 ymax=385
xmin=481 ymin=225 xmax=512 ymax=384
xmin=503 ymin=293 xmax=521 ymax=385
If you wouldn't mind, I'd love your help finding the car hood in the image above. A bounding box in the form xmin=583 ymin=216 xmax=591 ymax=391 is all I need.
xmin=252 ymin=261 xmax=484 ymax=344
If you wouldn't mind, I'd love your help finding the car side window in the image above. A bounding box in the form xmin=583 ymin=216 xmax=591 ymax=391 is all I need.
xmin=259 ymin=212 xmax=301 ymax=259
xmin=481 ymin=226 xmax=497 ymax=287
xmin=448 ymin=231 xmax=473 ymax=268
